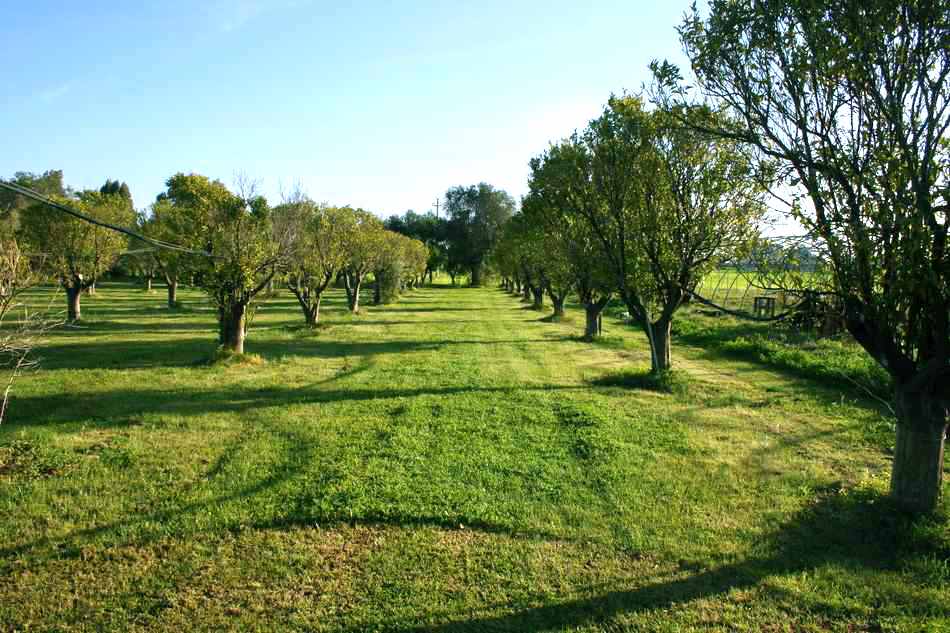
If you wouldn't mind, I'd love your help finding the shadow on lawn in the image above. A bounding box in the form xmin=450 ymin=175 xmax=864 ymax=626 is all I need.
xmin=0 ymin=406 xmax=576 ymax=561
xmin=33 ymin=336 xmax=567 ymax=371
xmin=2 ymin=382 xmax=581 ymax=429
xmin=1 ymin=402 xmax=945 ymax=628
xmin=384 ymin=488 xmax=949 ymax=631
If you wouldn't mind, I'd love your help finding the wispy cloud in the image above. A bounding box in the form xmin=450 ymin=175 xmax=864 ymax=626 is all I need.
xmin=38 ymin=80 xmax=75 ymax=103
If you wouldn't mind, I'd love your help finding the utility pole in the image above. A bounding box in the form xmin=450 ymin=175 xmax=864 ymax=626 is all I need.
xmin=433 ymin=198 xmax=441 ymax=218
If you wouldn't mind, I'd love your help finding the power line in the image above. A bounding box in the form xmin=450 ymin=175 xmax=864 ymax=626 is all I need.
xmin=0 ymin=181 xmax=214 ymax=258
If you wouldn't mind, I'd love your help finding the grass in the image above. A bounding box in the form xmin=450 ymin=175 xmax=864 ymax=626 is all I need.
xmin=0 ymin=281 xmax=947 ymax=632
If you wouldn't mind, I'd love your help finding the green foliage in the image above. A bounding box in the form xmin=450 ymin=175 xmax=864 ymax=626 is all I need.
xmin=144 ymin=198 xmax=197 ymax=287
xmin=156 ymin=173 xmax=284 ymax=345
xmin=444 ymin=183 xmax=515 ymax=284
xmin=18 ymin=190 xmax=134 ymax=290
xmin=524 ymin=138 xmax=614 ymax=304
xmin=665 ymin=0 xmax=950 ymax=400
xmin=385 ymin=210 xmax=447 ymax=277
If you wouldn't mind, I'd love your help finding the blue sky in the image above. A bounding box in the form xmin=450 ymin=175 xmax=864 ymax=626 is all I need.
xmin=3 ymin=1 xmax=695 ymax=217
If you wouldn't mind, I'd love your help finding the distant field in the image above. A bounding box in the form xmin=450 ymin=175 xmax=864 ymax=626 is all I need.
xmin=0 ymin=282 xmax=947 ymax=632
xmin=693 ymin=268 xmax=817 ymax=314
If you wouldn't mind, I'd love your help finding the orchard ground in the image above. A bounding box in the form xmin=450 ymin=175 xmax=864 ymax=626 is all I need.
xmin=0 ymin=281 xmax=947 ymax=632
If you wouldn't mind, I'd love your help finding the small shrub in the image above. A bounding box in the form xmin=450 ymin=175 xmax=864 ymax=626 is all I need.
xmin=208 ymin=347 xmax=266 ymax=367
xmin=591 ymin=368 xmax=691 ymax=395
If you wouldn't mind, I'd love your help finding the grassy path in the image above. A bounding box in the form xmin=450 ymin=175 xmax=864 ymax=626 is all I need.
xmin=0 ymin=283 xmax=947 ymax=631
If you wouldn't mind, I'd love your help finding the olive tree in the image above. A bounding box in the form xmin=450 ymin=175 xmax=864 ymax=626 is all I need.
xmin=339 ymin=208 xmax=385 ymax=313
xmin=445 ymin=183 xmax=515 ymax=286
xmin=275 ymin=201 xmax=349 ymax=327
xmin=159 ymin=173 xmax=286 ymax=353
xmin=525 ymin=138 xmax=615 ymax=335
xmin=145 ymin=198 xmax=197 ymax=308
xmin=579 ymin=97 xmax=761 ymax=371
xmin=660 ymin=0 xmax=950 ymax=512
xmin=496 ymin=213 xmax=549 ymax=309
xmin=19 ymin=191 xmax=133 ymax=322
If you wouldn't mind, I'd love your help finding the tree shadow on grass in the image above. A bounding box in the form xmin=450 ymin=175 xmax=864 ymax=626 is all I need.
xmin=0 ymin=402 xmax=576 ymax=563
xmin=2 ymin=393 xmax=946 ymax=630
xmin=31 ymin=336 xmax=567 ymax=371
xmin=2 ymin=382 xmax=582 ymax=430
xmin=384 ymin=487 xmax=949 ymax=631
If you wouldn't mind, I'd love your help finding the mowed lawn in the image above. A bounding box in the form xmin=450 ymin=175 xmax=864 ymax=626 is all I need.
xmin=0 ymin=282 xmax=947 ymax=632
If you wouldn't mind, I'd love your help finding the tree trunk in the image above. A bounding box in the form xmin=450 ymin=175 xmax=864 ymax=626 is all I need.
xmin=584 ymin=298 xmax=608 ymax=340
xmin=649 ymin=319 xmax=673 ymax=372
xmin=470 ymin=265 xmax=482 ymax=287
xmin=889 ymin=387 xmax=947 ymax=513
xmin=531 ymin=286 xmax=544 ymax=310
xmin=167 ymin=280 xmax=178 ymax=308
xmin=309 ymin=295 xmax=322 ymax=327
xmin=145 ymin=277 xmax=152 ymax=292
xmin=220 ymin=302 xmax=247 ymax=354
xmin=66 ymin=286 xmax=81 ymax=322
xmin=522 ymin=285 xmax=531 ymax=302
xmin=85 ymin=282 xmax=96 ymax=296
xmin=346 ymin=276 xmax=361 ymax=313
xmin=551 ymin=293 xmax=566 ymax=318
xmin=374 ymin=276 xmax=382 ymax=305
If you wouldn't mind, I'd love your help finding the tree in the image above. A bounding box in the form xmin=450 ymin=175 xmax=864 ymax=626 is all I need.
xmin=339 ymin=208 xmax=385 ymax=313
xmin=1 ymin=170 xmax=66 ymax=231
xmin=385 ymin=210 xmax=448 ymax=284
xmin=524 ymin=138 xmax=616 ymax=335
xmin=19 ymin=190 xmax=133 ymax=322
xmin=99 ymin=179 xmax=132 ymax=204
xmin=372 ymin=231 xmax=428 ymax=304
xmin=0 ymin=236 xmax=45 ymax=423
xmin=577 ymin=97 xmax=761 ymax=371
xmin=158 ymin=173 xmax=286 ymax=353
xmin=445 ymin=183 xmax=515 ymax=286
xmin=661 ymin=0 xmax=950 ymax=512
xmin=144 ymin=199 xmax=195 ymax=308
xmin=500 ymin=212 xmax=549 ymax=310
xmin=122 ymin=211 xmax=160 ymax=292
xmin=275 ymin=200 xmax=348 ymax=327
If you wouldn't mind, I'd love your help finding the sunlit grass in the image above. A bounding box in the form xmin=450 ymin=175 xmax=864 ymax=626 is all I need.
xmin=0 ymin=281 xmax=946 ymax=632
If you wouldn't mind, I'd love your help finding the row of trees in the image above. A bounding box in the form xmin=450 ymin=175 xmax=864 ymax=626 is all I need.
xmin=383 ymin=183 xmax=516 ymax=287
xmin=494 ymin=97 xmax=762 ymax=371
xmin=3 ymin=172 xmax=429 ymax=355
xmin=495 ymin=0 xmax=949 ymax=513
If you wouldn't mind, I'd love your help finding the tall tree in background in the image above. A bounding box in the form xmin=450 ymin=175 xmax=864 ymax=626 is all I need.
xmin=385 ymin=210 xmax=447 ymax=283
xmin=659 ymin=0 xmax=950 ymax=512
xmin=19 ymin=190 xmax=133 ymax=322
xmin=99 ymin=179 xmax=132 ymax=203
xmin=445 ymin=183 xmax=515 ymax=286
xmin=0 ymin=171 xmax=66 ymax=232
